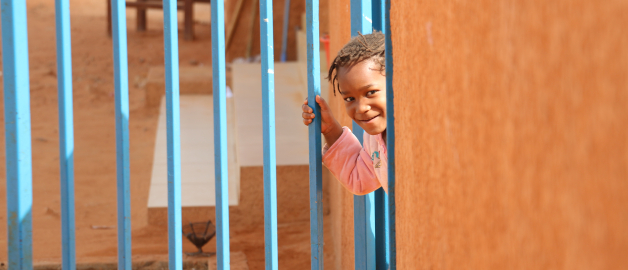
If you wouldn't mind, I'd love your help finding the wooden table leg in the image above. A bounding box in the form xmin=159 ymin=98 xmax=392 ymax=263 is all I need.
xmin=184 ymin=0 xmax=194 ymax=40
xmin=137 ymin=0 xmax=147 ymax=31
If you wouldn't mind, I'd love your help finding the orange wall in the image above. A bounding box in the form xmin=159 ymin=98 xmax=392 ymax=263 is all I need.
xmin=391 ymin=0 xmax=628 ymax=269
xmin=328 ymin=0 xmax=628 ymax=269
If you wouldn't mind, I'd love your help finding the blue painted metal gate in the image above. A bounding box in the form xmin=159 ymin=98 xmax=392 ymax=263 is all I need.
xmin=0 ymin=0 xmax=395 ymax=269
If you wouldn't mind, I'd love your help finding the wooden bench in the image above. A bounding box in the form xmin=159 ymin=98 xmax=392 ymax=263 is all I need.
xmin=107 ymin=0 xmax=211 ymax=40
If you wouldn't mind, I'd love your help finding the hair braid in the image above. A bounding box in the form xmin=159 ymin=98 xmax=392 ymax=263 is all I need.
xmin=327 ymin=31 xmax=386 ymax=95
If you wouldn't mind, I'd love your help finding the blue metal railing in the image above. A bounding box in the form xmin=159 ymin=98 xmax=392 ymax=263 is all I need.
xmin=260 ymin=0 xmax=280 ymax=269
xmin=211 ymin=0 xmax=231 ymax=269
xmin=350 ymin=0 xmax=376 ymax=269
xmin=371 ymin=1 xmax=389 ymax=268
xmin=0 ymin=0 xmax=395 ymax=269
xmin=163 ymin=0 xmax=183 ymax=268
xmin=54 ymin=0 xmax=77 ymax=269
xmin=306 ymin=0 xmax=325 ymax=269
xmin=1 ymin=0 xmax=34 ymax=268
xmin=384 ymin=1 xmax=396 ymax=268
xmin=110 ymin=0 xmax=133 ymax=268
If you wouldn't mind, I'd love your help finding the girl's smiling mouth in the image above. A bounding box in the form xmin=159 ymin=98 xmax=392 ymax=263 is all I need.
xmin=358 ymin=115 xmax=380 ymax=124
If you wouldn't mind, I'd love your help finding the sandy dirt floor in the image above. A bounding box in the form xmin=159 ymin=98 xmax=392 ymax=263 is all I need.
xmin=0 ymin=1 xmax=333 ymax=269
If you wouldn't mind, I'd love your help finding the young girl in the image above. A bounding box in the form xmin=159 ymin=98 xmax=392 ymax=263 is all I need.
xmin=302 ymin=31 xmax=388 ymax=195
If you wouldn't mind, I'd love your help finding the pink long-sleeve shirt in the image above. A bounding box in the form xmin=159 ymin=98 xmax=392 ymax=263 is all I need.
xmin=322 ymin=127 xmax=388 ymax=195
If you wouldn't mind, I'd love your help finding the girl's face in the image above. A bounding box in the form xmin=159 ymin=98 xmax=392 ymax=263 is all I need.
xmin=337 ymin=59 xmax=387 ymax=135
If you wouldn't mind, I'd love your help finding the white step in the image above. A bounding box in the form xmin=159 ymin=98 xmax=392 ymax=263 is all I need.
xmin=148 ymin=95 xmax=240 ymax=208
xmin=232 ymin=62 xmax=329 ymax=167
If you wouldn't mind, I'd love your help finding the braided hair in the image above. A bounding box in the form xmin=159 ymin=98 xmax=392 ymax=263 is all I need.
xmin=327 ymin=31 xmax=386 ymax=95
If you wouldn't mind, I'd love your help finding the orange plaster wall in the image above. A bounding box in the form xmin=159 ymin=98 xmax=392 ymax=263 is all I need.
xmin=391 ymin=0 xmax=628 ymax=269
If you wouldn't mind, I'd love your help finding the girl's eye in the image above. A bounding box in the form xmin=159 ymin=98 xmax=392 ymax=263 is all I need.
xmin=367 ymin=90 xmax=378 ymax=96
xmin=344 ymin=97 xmax=354 ymax=102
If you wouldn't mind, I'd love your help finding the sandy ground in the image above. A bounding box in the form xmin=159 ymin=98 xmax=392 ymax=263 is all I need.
xmin=0 ymin=1 xmax=333 ymax=269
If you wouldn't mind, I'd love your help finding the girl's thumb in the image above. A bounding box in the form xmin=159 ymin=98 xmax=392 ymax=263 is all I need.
xmin=316 ymin=95 xmax=329 ymax=111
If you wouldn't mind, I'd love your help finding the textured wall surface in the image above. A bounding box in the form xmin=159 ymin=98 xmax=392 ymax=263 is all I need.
xmin=391 ymin=0 xmax=628 ymax=269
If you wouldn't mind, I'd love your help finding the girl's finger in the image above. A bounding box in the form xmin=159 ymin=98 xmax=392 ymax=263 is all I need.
xmin=302 ymin=104 xmax=312 ymax=113
xmin=315 ymin=95 xmax=329 ymax=111
xmin=302 ymin=112 xmax=315 ymax=119
xmin=303 ymin=118 xmax=312 ymax=125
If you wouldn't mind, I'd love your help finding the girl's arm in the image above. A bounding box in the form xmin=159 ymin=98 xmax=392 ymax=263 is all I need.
xmin=322 ymin=127 xmax=381 ymax=195
xmin=303 ymin=96 xmax=380 ymax=195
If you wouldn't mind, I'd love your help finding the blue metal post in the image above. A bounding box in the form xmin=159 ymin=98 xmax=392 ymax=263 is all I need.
xmin=370 ymin=1 xmax=388 ymax=268
xmin=110 ymin=0 xmax=132 ymax=268
xmin=211 ymin=0 xmax=231 ymax=268
xmin=374 ymin=189 xmax=386 ymax=269
xmin=54 ymin=0 xmax=76 ymax=268
xmin=384 ymin=1 xmax=396 ymax=268
xmin=280 ymin=0 xmax=290 ymax=62
xmin=306 ymin=0 xmax=324 ymax=269
xmin=260 ymin=0 xmax=279 ymax=269
xmin=1 ymin=0 xmax=33 ymax=268
xmin=372 ymin=0 xmax=385 ymax=34
xmin=349 ymin=0 xmax=373 ymax=145
xmin=350 ymin=0 xmax=376 ymax=269
xmin=162 ymin=0 xmax=183 ymax=269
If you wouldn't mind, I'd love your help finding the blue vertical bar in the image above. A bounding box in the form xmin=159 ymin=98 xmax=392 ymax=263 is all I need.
xmin=349 ymin=0 xmax=372 ymax=143
xmin=306 ymin=0 xmax=324 ymax=269
xmin=371 ymin=0 xmax=385 ymax=34
xmin=0 ymin=0 xmax=33 ymax=268
xmin=384 ymin=0 xmax=396 ymax=268
xmin=350 ymin=0 xmax=375 ymax=269
xmin=211 ymin=0 xmax=231 ymax=269
xmin=54 ymin=0 xmax=76 ymax=269
xmin=353 ymin=194 xmax=375 ymax=270
xmin=110 ymin=0 xmax=132 ymax=268
xmin=374 ymin=189 xmax=386 ymax=269
xmin=162 ymin=0 xmax=183 ymax=269
xmin=260 ymin=0 xmax=279 ymax=269
xmin=279 ymin=0 xmax=290 ymax=62
xmin=371 ymin=1 xmax=387 ymax=268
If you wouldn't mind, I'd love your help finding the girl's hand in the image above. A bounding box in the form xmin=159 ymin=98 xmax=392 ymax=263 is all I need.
xmin=302 ymin=95 xmax=344 ymax=146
